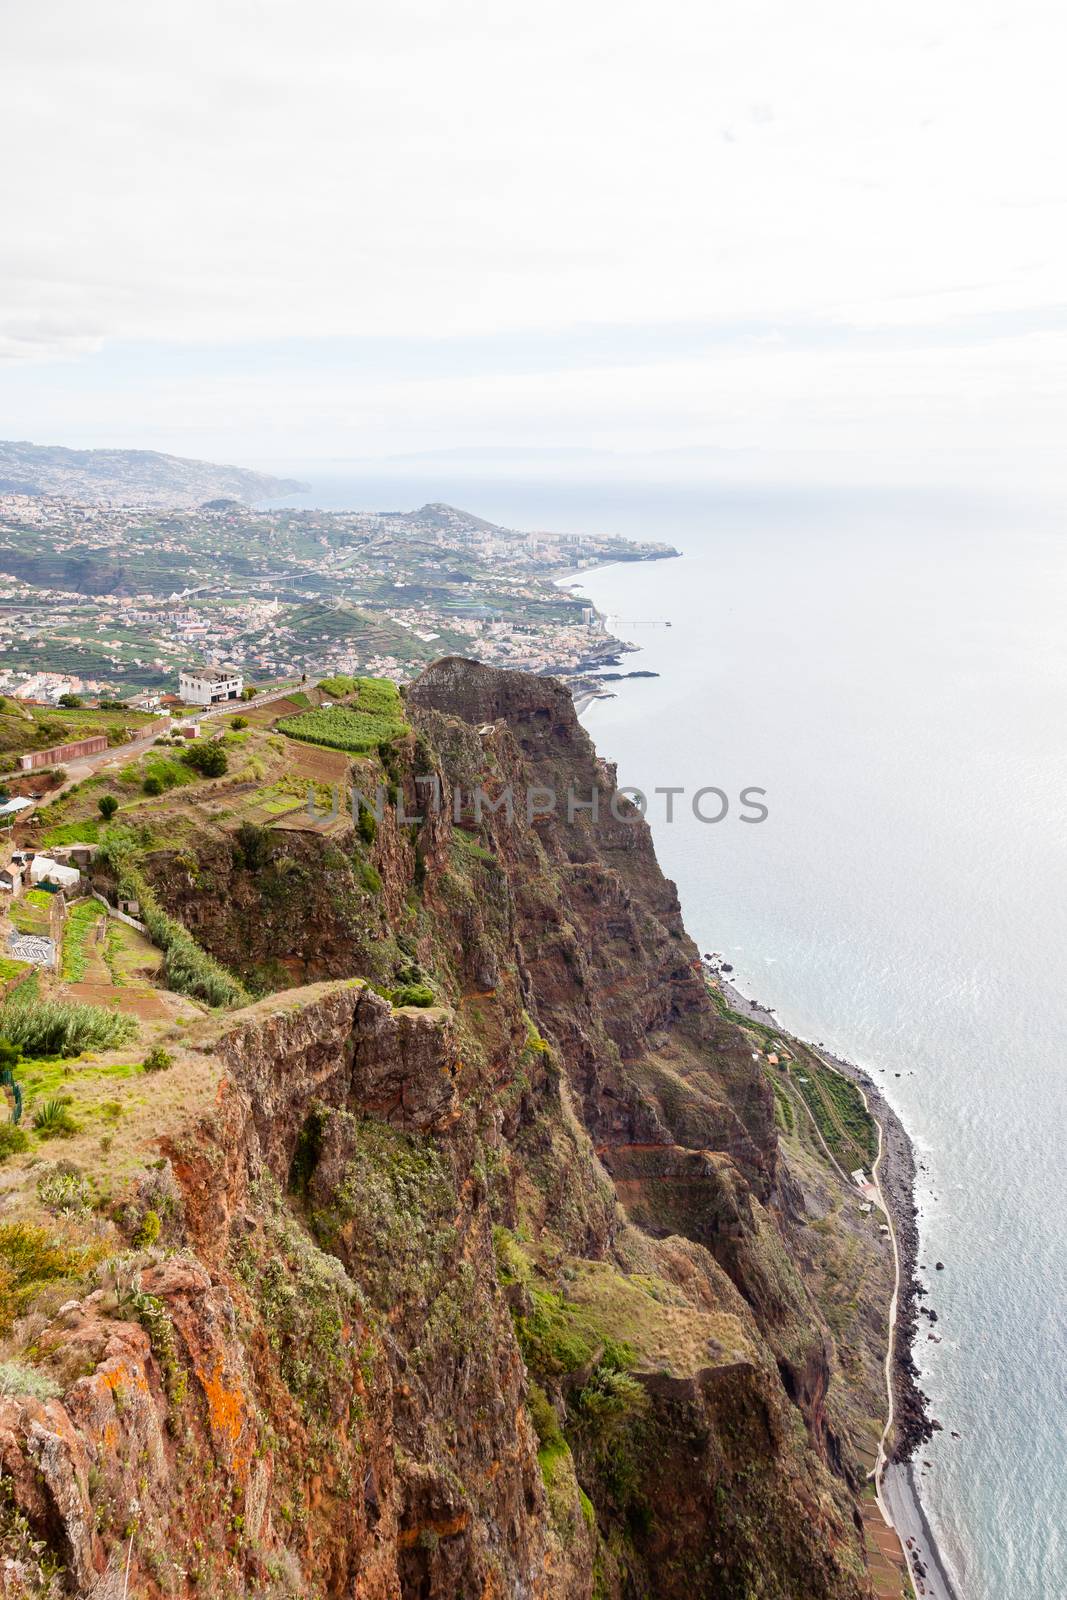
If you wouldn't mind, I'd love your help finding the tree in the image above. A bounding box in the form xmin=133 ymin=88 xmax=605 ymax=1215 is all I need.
xmin=241 ymin=684 xmax=256 ymax=701
xmin=181 ymin=739 xmax=228 ymax=778
xmin=230 ymin=715 xmax=248 ymax=730
xmin=98 ymin=795 xmax=119 ymax=820
xmin=57 ymin=693 xmax=83 ymax=709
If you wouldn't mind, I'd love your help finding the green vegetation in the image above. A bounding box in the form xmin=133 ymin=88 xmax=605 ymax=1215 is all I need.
xmin=0 ymin=1221 xmax=111 ymax=1333
xmin=0 ymin=957 xmax=30 ymax=984
xmin=181 ymin=739 xmax=228 ymax=778
xmin=279 ymin=677 xmax=409 ymax=755
xmin=41 ymin=817 xmax=102 ymax=847
xmin=791 ymin=1059 xmax=878 ymax=1169
xmin=0 ymin=1125 xmax=29 ymax=1162
xmin=390 ymin=982 xmax=436 ymax=1008
xmin=0 ymin=1361 xmax=61 ymax=1400
xmin=96 ymin=831 xmax=248 ymax=1007
xmin=32 ymin=1097 xmax=79 ymax=1138
xmin=10 ymin=889 xmax=53 ymax=937
xmin=60 ymin=899 xmax=105 ymax=982
xmin=142 ymin=1045 xmax=173 ymax=1073
xmin=134 ymin=1208 xmax=162 ymax=1247
xmin=98 ymin=794 xmax=119 ymax=820
xmin=0 ymin=993 xmax=136 ymax=1057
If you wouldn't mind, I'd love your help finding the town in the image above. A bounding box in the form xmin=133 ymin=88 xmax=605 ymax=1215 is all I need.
xmin=0 ymin=494 xmax=676 ymax=703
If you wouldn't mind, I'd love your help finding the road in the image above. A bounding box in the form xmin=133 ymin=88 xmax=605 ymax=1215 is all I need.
xmin=29 ymin=682 xmax=304 ymax=810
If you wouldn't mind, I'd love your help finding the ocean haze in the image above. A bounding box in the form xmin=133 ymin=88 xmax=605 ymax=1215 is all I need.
xmin=284 ymin=469 xmax=1067 ymax=1600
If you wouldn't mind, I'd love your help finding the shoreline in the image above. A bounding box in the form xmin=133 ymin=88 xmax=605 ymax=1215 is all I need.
xmin=717 ymin=972 xmax=961 ymax=1600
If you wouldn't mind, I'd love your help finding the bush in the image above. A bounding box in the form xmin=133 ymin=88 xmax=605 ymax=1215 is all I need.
xmin=98 ymin=795 xmax=119 ymax=820
xmin=181 ymin=739 xmax=228 ymax=778
xmin=390 ymin=982 xmax=435 ymax=1009
xmin=133 ymin=1208 xmax=161 ymax=1248
xmin=36 ymin=1169 xmax=91 ymax=1216
xmin=230 ymin=715 xmax=248 ymax=730
xmin=0 ymin=1124 xmax=29 ymax=1162
xmin=0 ymin=1360 xmax=61 ymax=1400
xmin=57 ymin=693 xmax=82 ymax=709
xmin=142 ymin=775 xmax=163 ymax=795
xmin=0 ymin=1222 xmax=110 ymax=1333
xmin=0 ymin=994 xmax=136 ymax=1058
xmin=357 ymin=803 xmax=377 ymax=845
xmin=142 ymin=1045 xmax=173 ymax=1073
xmin=32 ymin=1098 xmax=79 ymax=1139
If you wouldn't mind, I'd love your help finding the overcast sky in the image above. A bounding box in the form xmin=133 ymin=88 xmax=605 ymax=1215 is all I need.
xmin=2 ymin=0 xmax=1066 ymax=484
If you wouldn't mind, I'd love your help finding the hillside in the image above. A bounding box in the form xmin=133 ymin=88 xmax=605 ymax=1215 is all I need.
xmin=0 ymin=439 xmax=307 ymax=505
xmin=0 ymin=662 xmax=904 ymax=1598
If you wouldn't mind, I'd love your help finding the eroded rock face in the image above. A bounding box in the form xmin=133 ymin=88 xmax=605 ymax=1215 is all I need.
xmin=3 ymin=659 xmax=884 ymax=1599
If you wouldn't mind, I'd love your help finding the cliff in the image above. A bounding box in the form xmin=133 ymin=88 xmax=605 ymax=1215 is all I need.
xmin=0 ymin=659 xmax=897 ymax=1599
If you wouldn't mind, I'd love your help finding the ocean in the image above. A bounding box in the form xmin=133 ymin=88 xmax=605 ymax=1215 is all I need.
xmin=275 ymin=470 xmax=1067 ymax=1600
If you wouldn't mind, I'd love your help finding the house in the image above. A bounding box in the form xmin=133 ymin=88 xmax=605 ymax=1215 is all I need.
xmin=0 ymin=864 xmax=24 ymax=895
xmin=29 ymin=856 xmax=80 ymax=891
xmin=178 ymin=667 xmax=243 ymax=707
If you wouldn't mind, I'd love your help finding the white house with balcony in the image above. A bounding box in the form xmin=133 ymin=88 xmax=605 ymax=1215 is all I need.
xmin=178 ymin=667 xmax=244 ymax=707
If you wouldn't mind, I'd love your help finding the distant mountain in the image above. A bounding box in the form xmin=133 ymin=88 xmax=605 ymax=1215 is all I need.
xmin=0 ymin=439 xmax=308 ymax=506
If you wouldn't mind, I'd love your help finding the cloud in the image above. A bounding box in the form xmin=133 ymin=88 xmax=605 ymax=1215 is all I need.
xmin=2 ymin=0 xmax=1066 ymax=479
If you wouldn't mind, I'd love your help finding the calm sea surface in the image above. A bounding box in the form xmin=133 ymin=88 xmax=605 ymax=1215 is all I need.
xmin=280 ymin=471 xmax=1067 ymax=1600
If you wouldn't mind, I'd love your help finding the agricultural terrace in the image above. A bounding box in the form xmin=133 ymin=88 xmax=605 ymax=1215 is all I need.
xmin=277 ymin=676 xmax=409 ymax=755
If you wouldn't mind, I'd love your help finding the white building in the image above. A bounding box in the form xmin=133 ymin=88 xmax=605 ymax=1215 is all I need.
xmin=178 ymin=667 xmax=244 ymax=707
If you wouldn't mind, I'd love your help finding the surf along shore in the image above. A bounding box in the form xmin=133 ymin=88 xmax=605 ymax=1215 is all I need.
xmin=715 ymin=971 xmax=962 ymax=1600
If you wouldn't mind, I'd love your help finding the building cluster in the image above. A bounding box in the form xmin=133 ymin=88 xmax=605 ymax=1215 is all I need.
xmin=0 ymin=494 xmax=672 ymax=697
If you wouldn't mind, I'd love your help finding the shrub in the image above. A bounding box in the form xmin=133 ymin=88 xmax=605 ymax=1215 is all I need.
xmin=0 ymin=1125 xmax=29 ymax=1162
xmin=0 ymin=1360 xmax=61 ymax=1400
xmin=181 ymin=740 xmax=228 ymax=778
xmin=0 ymin=1222 xmax=110 ymax=1332
xmin=98 ymin=795 xmax=119 ymax=820
xmin=357 ymin=803 xmax=377 ymax=845
xmin=142 ymin=1045 xmax=173 ymax=1073
xmin=0 ymin=994 xmax=135 ymax=1058
xmin=390 ymin=982 xmax=435 ymax=1009
xmin=32 ymin=1098 xmax=79 ymax=1139
xmin=36 ymin=1170 xmax=91 ymax=1217
xmin=230 ymin=715 xmax=248 ymax=730
xmin=133 ymin=1209 xmax=161 ymax=1248
xmin=142 ymin=775 xmax=163 ymax=795
xmin=57 ymin=693 xmax=82 ymax=710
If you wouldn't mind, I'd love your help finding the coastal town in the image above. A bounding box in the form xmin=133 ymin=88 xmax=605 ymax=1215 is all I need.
xmin=0 ymin=493 xmax=676 ymax=703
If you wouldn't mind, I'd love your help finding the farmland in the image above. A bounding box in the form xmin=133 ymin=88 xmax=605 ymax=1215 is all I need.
xmin=277 ymin=677 xmax=409 ymax=755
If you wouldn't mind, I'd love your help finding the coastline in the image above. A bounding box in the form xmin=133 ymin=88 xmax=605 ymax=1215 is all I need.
xmin=717 ymin=972 xmax=961 ymax=1600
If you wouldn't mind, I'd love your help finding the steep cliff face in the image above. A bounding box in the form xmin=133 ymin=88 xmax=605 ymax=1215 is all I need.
xmin=0 ymin=659 xmax=886 ymax=1599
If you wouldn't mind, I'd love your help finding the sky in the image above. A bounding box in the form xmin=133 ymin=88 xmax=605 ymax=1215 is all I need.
xmin=2 ymin=0 xmax=1067 ymax=486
